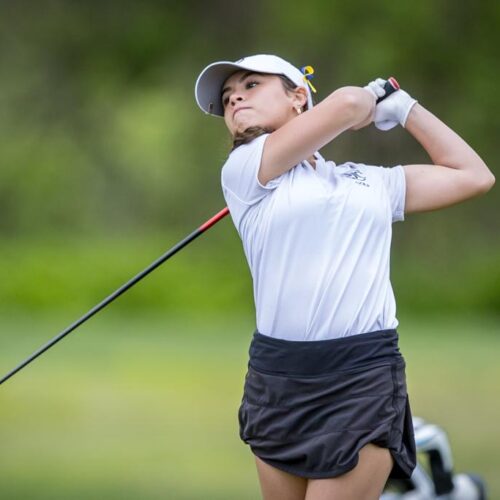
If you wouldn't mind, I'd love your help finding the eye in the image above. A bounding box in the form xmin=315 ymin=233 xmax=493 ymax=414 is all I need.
xmin=222 ymin=80 xmax=260 ymax=109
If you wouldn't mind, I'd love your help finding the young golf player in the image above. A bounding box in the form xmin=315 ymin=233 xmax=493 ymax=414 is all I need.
xmin=194 ymin=54 xmax=494 ymax=500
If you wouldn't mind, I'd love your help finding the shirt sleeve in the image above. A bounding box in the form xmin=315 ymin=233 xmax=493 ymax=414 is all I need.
xmin=374 ymin=165 xmax=407 ymax=223
xmin=221 ymin=133 xmax=282 ymax=203
xmin=221 ymin=133 xmax=283 ymax=228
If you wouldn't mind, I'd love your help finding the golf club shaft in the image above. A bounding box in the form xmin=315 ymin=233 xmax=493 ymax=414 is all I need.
xmin=0 ymin=207 xmax=230 ymax=385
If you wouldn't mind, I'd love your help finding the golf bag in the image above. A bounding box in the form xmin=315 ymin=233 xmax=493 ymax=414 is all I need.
xmin=381 ymin=417 xmax=487 ymax=499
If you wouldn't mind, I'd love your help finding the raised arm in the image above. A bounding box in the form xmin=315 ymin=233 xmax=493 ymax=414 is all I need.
xmin=259 ymin=87 xmax=375 ymax=185
xmin=402 ymin=104 xmax=495 ymax=213
xmin=367 ymin=78 xmax=495 ymax=213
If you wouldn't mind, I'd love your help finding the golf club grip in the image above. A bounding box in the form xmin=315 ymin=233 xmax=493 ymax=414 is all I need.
xmin=376 ymin=77 xmax=400 ymax=104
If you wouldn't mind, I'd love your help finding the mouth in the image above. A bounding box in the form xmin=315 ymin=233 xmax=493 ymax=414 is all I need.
xmin=233 ymin=107 xmax=251 ymax=119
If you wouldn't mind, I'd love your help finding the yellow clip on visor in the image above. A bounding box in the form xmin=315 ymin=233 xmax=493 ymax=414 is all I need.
xmin=301 ymin=65 xmax=317 ymax=94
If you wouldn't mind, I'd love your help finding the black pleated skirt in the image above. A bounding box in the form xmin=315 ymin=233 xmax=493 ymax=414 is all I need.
xmin=238 ymin=329 xmax=416 ymax=479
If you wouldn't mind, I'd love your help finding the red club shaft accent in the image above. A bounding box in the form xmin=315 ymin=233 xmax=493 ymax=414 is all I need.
xmin=199 ymin=207 xmax=230 ymax=231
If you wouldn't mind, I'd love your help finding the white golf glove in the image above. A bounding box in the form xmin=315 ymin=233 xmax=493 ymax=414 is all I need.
xmin=364 ymin=78 xmax=417 ymax=131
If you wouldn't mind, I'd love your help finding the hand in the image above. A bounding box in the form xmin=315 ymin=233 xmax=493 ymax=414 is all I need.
xmin=364 ymin=78 xmax=418 ymax=131
xmin=364 ymin=78 xmax=388 ymax=100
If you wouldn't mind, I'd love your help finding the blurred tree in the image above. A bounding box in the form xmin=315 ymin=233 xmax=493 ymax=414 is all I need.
xmin=0 ymin=0 xmax=497 ymax=313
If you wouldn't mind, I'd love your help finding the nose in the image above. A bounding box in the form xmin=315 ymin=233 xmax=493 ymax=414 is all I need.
xmin=229 ymin=92 xmax=245 ymax=107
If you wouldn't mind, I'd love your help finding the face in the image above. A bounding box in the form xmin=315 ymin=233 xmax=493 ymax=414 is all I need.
xmin=221 ymin=70 xmax=306 ymax=136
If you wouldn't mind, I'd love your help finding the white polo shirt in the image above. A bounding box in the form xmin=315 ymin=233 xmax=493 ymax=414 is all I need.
xmin=221 ymin=133 xmax=406 ymax=341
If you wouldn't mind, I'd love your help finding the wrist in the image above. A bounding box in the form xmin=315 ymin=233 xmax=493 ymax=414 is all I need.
xmin=350 ymin=87 xmax=376 ymax=126
xmin=328 ymin=87 xmax=375 ymax=128
xmin=391 ymin=89 xmax=417 ymax=127
xmin=401 ymin=99 xmax=419 ymax=127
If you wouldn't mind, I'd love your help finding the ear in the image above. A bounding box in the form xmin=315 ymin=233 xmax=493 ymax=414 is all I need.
xmin=292 ymin=87 xmax=308 ymax=109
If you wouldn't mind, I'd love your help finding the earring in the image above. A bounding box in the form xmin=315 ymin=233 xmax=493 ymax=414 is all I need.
xmin=296 ymin=107 xmax=302 ymax=115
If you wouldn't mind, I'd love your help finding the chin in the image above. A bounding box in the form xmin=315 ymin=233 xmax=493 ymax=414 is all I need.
xmin=237 ymin=120 xmax=266 ymax=133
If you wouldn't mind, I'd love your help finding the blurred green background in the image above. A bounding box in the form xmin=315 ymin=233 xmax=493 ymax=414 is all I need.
xmin=0 ymin=1 xmax=498 ymax=498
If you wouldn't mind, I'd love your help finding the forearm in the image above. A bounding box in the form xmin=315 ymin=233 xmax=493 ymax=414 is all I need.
xmin=324 ymin=86 xmax=376 ymax=129
xmin=405 ymin=103 xmax=494 ymax=183
xmin=258 ymin=87 xmax=375 ymax=186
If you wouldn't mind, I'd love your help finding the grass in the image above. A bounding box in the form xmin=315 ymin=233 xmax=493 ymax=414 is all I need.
xmin=0 ymin=311 xmax=498 ymax=499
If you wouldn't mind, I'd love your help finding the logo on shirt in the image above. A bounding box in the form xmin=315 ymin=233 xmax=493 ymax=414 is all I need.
xmin=341 ymin=169 xmax=370 ymax=187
